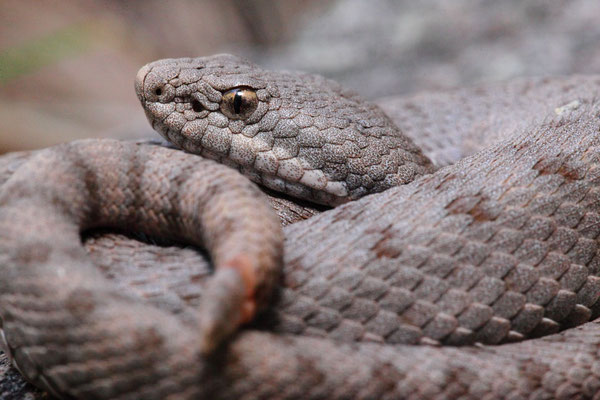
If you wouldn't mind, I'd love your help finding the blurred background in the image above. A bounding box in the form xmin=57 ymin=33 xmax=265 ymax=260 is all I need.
xmin=2 ymin=0 xmax=600 ymax=153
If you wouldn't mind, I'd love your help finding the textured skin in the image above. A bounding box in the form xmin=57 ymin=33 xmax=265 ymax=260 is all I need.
xmin=0 ymin=139 xmax=282 ymax=398
xmin=379 ymin=75 xmax=600 ymax=168
xmin=2 ymin=55 xmax=600 ymax=398
xmin=136 ymin=55 xmax=434 ymax=206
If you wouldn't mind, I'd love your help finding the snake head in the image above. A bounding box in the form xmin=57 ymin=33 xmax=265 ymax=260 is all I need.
xmin=135 ymin=54 xmax=433 ymax=205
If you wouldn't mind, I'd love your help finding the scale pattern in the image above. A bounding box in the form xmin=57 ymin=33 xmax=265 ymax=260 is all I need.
xmin=136 ymin=55 xmax=434 ymax=205
xmin=379 ymin=75 xmax=600 ymax=167
xmin=1 ymin=56 xmax=600 ymax=399
xmin=271 ymin=100 xmax=600 ymax=346
xmin=0 ymin=140 xmax=282 ymax=398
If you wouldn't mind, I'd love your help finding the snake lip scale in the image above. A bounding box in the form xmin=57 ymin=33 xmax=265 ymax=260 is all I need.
xmin=1 ymin=54 xmax=600 ymax=399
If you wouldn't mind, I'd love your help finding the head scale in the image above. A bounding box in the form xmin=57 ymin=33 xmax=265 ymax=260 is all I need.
xmin=136 ymin=54 xmax=433 ymax=206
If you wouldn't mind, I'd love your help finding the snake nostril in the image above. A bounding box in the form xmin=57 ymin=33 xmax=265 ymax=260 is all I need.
xmin=191 ymin=99 xmax=204 ymax=112
xmin=154 ymin=87 xmax=163 ymax=96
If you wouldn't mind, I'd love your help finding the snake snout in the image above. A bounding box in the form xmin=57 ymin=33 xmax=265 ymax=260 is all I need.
xmin=134 ymin=64 xmax=150 ymax=103
xmin=135 ymin=64 xmax=176 ymax=105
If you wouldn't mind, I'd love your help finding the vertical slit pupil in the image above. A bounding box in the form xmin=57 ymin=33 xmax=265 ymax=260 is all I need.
xmin=233 ymin=91 xmax=243 ymax=114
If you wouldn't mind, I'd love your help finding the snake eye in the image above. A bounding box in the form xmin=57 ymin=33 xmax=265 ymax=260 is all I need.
xmin=221 ymin=87 xmax=258 ymax=120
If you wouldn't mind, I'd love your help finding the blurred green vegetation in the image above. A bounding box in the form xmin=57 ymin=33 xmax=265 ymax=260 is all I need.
xmin=0 ymin=23 xmax=97 ymax=85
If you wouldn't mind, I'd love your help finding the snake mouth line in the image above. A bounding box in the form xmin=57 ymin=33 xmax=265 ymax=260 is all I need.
xmin=151 ymin=123 xmax=348 ymax=206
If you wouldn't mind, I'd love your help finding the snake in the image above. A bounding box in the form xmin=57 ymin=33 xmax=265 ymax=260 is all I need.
xmin=1 ymin=54 xmax=600 ymax=399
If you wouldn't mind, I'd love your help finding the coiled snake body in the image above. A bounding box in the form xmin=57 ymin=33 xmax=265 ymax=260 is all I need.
xmin=1 ymin=55 xmax=600 ymax=399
